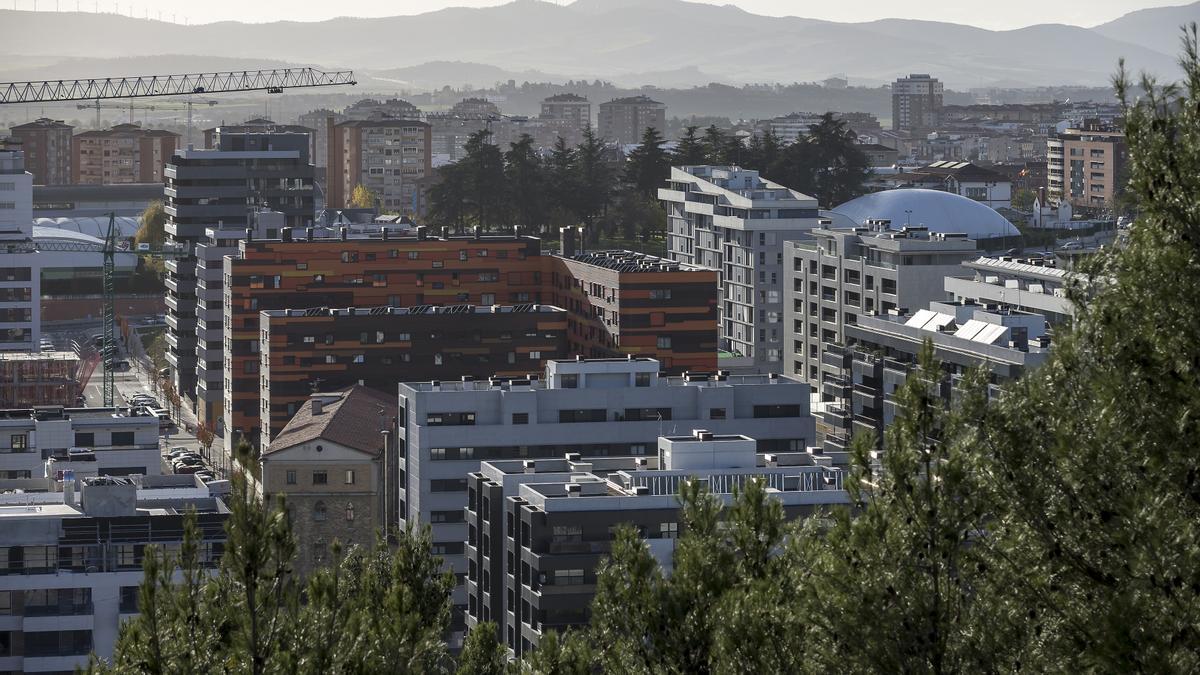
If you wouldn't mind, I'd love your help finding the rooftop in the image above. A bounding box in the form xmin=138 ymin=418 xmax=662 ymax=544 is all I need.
xmin=266 ymin=384 xmax=396 ymax=457
xmin=264 ymin=303 xmax=566 ymax=319
xmin=828 ymin=189 xmax=1020 ymax=239
xmin=561 ymin=250 xmax=703 ymax=273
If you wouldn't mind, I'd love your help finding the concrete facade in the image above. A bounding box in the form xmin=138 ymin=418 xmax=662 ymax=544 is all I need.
xmin=398 ymin=357 xmax=816 ymax=643
xmin=784 ymin=221 xmax=981 ymax=387
xmin=71 ymin=124 xmax=178 ymax=185
xmin=892 ymin=74 xmax=944 ymax=132
xmin=659 ymin=166 xmax=822 ymax=372
xmin=0 ymin=406 xmax=160 ymax=481
xmin=0 ymin=146 xmax=38 ymax=352
xmin=327 ymin=118 xmax=433 ymax=215
xmin=8 ymin=119 xmax=73 ymax=186
xmin=597 ymin=96 xmax=666 ymax=146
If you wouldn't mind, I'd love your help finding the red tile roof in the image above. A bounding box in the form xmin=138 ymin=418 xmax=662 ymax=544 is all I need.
xmin=265 ymin=384 xmax=396 ymax=457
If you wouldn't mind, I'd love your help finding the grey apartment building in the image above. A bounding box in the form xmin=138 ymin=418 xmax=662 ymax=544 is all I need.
xmin=396 ymin=356 xmax=816 ymax=642
xmin=465 ymin=432 xmax=849 ymax=657
xmin=820 ymin=300 xmax=1052 ymax=451
xmin=163 ymin=132 xmax=313 ymax=411
xmin=597 ymin=96 xmax=666 ymax=145
xmin=784 ymin=220 xmax=982 ymax=386
xmin=659 ymin=166 xmax=822 ymax=372
xmin=0 ymin=475 xmax=227 ymax=673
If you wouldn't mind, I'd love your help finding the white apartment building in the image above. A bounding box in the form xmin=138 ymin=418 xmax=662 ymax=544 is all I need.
xmin=0 ymin=145 xmax=39 ymax=352
xmin=0 ymin=475 xmax=227 ymax=673
xmin=659 ymin=166 xmax=822 ymax=372
xmin=0 ymin=406 xmax=161 ymax=482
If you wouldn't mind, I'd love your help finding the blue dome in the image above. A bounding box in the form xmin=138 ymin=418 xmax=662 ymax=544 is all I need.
xmin=829 ymin=189 xmax=1020 ymax=240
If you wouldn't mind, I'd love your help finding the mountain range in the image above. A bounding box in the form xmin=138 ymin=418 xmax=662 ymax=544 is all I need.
xmin=0 ymin=0 xmax=1196 ymax=90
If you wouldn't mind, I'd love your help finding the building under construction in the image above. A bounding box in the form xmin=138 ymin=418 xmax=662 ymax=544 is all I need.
xmin=0 ymin=350 xmax=85 ymax=408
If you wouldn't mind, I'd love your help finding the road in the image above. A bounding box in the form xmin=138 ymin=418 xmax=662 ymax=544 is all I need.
xmin=49 ymin=317 xmax=224 ymax=476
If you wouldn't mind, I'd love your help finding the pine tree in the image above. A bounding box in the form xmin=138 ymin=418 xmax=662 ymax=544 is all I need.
xmin=504 ymin=134 xmax=547 ymax=235
xmin=456 ymin=622 xmax=507 ymax=675
xmin=460 ymin=129 xmax=508 ymax=230
xmin=571 ymin=126 xmax=615 ymax=232
xmin=671 ymin=125 xmax=707 ymax=166
xmin=701 ymin=125 xmax=728 ymax=164
xmin=975 ymin=26 xmax=1200 ymax=671
xmin=624 ymin=126 xmax=670 ymax=197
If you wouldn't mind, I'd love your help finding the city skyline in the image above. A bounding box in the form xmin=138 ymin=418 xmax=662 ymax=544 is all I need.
xmin=4 ymin=0 xmax=1187 ymax=32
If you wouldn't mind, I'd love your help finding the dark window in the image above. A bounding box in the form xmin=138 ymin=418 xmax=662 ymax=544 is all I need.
xmin=111 ymin=431 xmax=134 ymax=446
xmin=561 ymin=374 xmax=578 ymax=388
xmin=753 ymin=404 xmax=802 ymax=419
xmin=312 ymin=471 xmax=328 ymax=485
xmin=73 ymin=432 xmax=95 ymax=447
xmin=512 ymin=413 xmax=529 ymax=425
xmin=624 ymin=408 xmax=672 ymax=422
xmin=430 ymin=478 xmax=468 ymax=493
xmin=635 ymin=372 xmax=652 ymax=387
xmin=710 ymin=408 xmax=727 ymax=420
xmin=558 ymin=409 xmax=607 ymax=423
xmin=425 ymin=412 xmax=476 ymax=426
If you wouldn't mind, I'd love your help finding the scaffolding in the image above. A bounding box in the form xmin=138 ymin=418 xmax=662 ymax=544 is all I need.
xmin=0 ymin=351 xmax=82 ymax=408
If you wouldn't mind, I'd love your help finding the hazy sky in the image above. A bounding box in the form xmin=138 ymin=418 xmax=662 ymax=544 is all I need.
xmin=15 ymin=0 xmax=1185 ymax=30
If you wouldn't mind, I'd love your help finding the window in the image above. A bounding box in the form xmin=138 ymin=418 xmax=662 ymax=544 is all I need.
xmin=710 ymin=408 xmax=727 ymax=420
xmin=312 ymin=471 xmax=328 ymax=485
xmin=561 ymin=374 xmax=579 ymax=388
xmin=512 ymin=413 xmax=529 ymax=425
xmin=558 ymin=409 xmax=606 ymax=423
xmin=74 ymin=432 xmax=95 ymax=447
xmin=648 ymin=289 xmax=672 ymax=300
xmin=431 ymin=510 xmax=465 ymax=523
xmin=430 ymin=478 xmax=468 ymax=492
xmin=345 ymin=502 xmax=355 ymax=521
xmin=529 ymin=351 xmax=542 ymax=360
xmin=314 ymin=502 xmax=327 ymax=522
xmin=10 ymin=434 xmax=26 ymax=451
xmin=656 ymin=336 xmax=672 ymax=349
xmin=111 ymin=431 xmax=134 ymax=446
xmin=286 ymin=470 xmax=296 ymax=485
xmin=635 ymin=372 xmax=651 ymax=387
xmin=659 ymin=522 xmax=679 ymax=539
xmin=426 ymin=412 xmax=475 ymax=426
xmin=753 ymin=404 xmax=801 ymax=418
xmin=625 ymin=408 xmax=672 ymax=422
xmin=553 ymin=569 xmax=585 ymax=585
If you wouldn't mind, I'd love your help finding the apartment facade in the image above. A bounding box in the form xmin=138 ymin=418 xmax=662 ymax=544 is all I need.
xmin=71 ymin=124 xmax=179 ymax=185
xmin=0 ymin=406 xmax=160 ymax=481
xmin=892 ymin=74 xmax=944 ymax=132
xmin=597 ymin=96 xmax=666 ymax=145
xmin=943 ymin=255 xmax=1075 ymax=323
xmin=8 ymin=119 xmax=73 ymax=185
xmin=820 ymin=301 xmax=1051 ymax=450
xmin=298 ymin=109 xmax=346 ymax=171
xmin=0 ymin=475 xmax=227 ymax=673
xmin=223 ymin=232 xmax=545 ymax=453
xmin=327 ymin=118 xmax=432 ymax=215
xmin=784 ymin=221 xmax=982 ymax=387
xmin=465 ymin=432 xmax=848 ymax=656
xmin=1046 ymin=121 xmax=1126 ymax=210
xmin=260 ymin=385 xmax=394 ymax=577
xmin=0 ymin=145 xmax=39 ymax=352
xmin=540 ymin=94 xmax=591 ymax=129
xmin=258 ymin=304 xmax=569 ymax=446
xmin=660 ymin=165 xmax=822 ymax=372
xmin=222 ymin=231 xmax=718 ymax=452
xmin=163 ymin=133 xmax=314 ymax=410
xmin=398 ymin=357 xmax=817 ymax=643
xmin=551 ymin=248 xmax=718 ymax=373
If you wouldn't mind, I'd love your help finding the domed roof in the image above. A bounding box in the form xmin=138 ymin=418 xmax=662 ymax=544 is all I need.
xmin=830 ymin=189 xmax=1020 ymax=240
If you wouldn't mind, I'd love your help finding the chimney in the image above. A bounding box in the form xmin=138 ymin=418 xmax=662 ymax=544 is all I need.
xmin=281 ymin=227 xmax=292 ymax=242
xmin=311 ymin=399 xmax=323 ymax=416
xmin=559 ymin=226 xmax=577 ymax=257
xmin=381 ymin=227 xmax=390 ymax=241
xmin=245 ymin=228 xmax=253 ymax=242
xmin=416 ymin=225 xmax=427 ymax=241
xmin=473 ymin=225 xmax=482 ymax=240
xmin=306 ymin=226 xmax=314 ymax=241
xmin=440 ymin=226 xmax=450 ymax=240
xmin=339 ymin=226 xmax=348 ymax=241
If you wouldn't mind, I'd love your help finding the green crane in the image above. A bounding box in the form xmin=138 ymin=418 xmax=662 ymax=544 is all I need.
xmin=35 ymin=213 xmax=183 ymax=406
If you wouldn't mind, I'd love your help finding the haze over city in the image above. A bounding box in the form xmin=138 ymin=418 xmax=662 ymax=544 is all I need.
xmin=6 ymin=0 xmax=1192 ymax=29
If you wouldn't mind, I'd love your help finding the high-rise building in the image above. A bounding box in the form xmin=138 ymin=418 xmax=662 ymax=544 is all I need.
xmin=0 ymin=143 xmax=39 ymax=352
xmin=466 ymin=432 xmax=849 ymax=656
xmin=399 ymin=357 xmax=818 ymax=646
xmin=163 ymin=132 xmax=313 ymax=413
xmin=327 ymin=118 xmax=432 ymax=215
xmin=1046 ymin=120 xmax=1127 ymax=210
xmin=8 ymin=118 xmax=73 ymax=185
xmin=540 ymin=93 xmax=591 ymax=129
xmin=783 ymin=219 xmax=983 ymax=387
xmin=598 ymin=96 xmax=666 ymax=145
xmin=71 ymin=123 xmax=179 ymax=185
xmin=298 ymin=109 xmax=346 ymax=171
xmin=659 ymin=166 xmax=821 ymax=372
xmin=0 ymin=475 xmax=227 ymax=673
xmin=202 ymin=118 xmax=315 ymax=167
xmin=343 ymin=98 xmax=422 ymax=121
xmin=892 ymin=74 xmax=944 ymax=132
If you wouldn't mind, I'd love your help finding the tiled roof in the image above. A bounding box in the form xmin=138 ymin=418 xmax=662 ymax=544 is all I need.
xmin=265 ymin=384 xmax=395 ymax=457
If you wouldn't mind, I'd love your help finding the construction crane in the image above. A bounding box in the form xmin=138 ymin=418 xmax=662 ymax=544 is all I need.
xmin=77 ymin=98 xmax=220 ymax=128
xmin=1 ymin=67 xmax=356 ymax=144
xmin=32 ymin=214 xmax=184 ymax=407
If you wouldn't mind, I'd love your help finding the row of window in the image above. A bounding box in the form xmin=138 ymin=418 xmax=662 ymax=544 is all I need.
xmin=284 ymin=469 xmax=356 ymax=486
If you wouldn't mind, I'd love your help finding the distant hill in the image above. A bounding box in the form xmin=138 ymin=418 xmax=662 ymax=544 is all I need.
xmin=1092 ymin=1 xmax=1200 ymax=56
xmin=0 ymin=0 xmax=1194 ymax=89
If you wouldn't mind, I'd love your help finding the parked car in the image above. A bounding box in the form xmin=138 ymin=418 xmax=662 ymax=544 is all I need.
xmin=164 ymin=447 xmax=193 ymax=460
xmin=174 ymin=464 xmax=205 ymax=475
xmin=194 ymin=471 xmax=216 ymax=483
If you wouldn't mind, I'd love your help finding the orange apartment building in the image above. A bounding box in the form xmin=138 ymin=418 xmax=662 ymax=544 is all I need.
xmin=219 ymin=227 xmax=718 ymax=454
xmin=72 ymin=123 xmax=179 ymax=184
